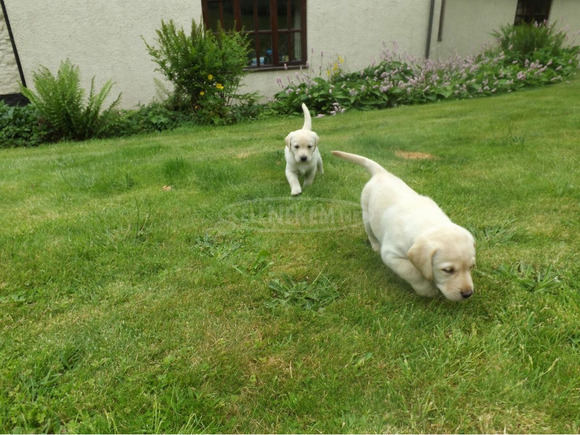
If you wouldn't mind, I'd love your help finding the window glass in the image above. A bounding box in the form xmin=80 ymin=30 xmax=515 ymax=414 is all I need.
xmin=291 ymin=32 xmax=301 ymax=62
xmin=257 ymin=0 xmax=271 ymax=30
xmin=221 ymin=0 xmax=235 ymax=30
xmin=240 ymin=1 xmax=254 ymax=31
xmin=259 ymin=33 xmax=274 ymax=66
xmin=207 ymin=1 xmax=221 ymax=30
xmin=291 ymin=0 xmax=301 ymax=29
xmin=278 ymin=1 xmax=288 ymax=30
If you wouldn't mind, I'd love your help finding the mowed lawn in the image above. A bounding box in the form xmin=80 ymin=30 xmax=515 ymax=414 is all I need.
xmin=1 ymin=75 xmax=579 ymax=433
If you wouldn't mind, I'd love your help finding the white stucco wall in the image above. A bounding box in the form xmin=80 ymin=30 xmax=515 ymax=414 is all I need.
xmin=0 ymin=10 xmax=20 ymax=95
xmin=429 ymin=0 xmax=519 ymax=59
xmin=4 ymin=0 xmax=203 ymax=108
xmin=550 ymin=0 xmax=580 ymax=46
xmin=3 ymin=0 xmax=579 ymax=109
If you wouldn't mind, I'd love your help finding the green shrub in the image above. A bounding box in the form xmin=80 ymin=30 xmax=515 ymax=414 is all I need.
xmin=491 ymin=22 xmax=579 ymax=77
xmin=20 ymin=59 xmax=122 ymax=142
xmin=492 ymin=21 xmax=567 ymax=64
xmin=106 ymin=103 xmax=194 ymax=137
xmin=144 ymin=19 xmax=252 ymax=124
xmin=0 ymin=100 xmax=50 ymax=147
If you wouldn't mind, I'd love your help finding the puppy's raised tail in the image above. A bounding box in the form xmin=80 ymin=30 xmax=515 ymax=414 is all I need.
xmin=332 ymin=151 xmax=386 ymax=176
xmin=301 ymin=103 xmax=312 ymax=131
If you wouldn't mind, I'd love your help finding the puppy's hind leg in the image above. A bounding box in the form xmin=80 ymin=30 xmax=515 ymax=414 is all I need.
xmin=361 ymin=187 xmax=380 ymax=251
xmin=317 ymin=156 xmax=324 ymax=175
xmin=302 ymin=168 xmax=317 ymax=188
xmin=363 ymin=210 xmax=381 ymax=251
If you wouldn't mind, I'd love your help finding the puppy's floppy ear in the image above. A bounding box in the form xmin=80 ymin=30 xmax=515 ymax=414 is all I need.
xmin=407 ymin=238 xmax=437 ymax=281
xmin=285 ymin=133 xmax=293 ymax=148
xmin=312 ymin=132 xmax=319 ymax=146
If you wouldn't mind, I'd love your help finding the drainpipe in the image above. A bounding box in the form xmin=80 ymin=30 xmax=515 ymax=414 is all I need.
xmin=1 ymin=0 xmax=27 ymax=87
xmin=425 ymin=0 xmax=436 ymax=59
xmin=437 ymin=0 xmax=446 ymax=42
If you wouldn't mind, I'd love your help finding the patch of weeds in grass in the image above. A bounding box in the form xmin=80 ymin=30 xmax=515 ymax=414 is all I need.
xmin=491 ymin=124 xmax=526 ymax=147
xmin=193 ymin=233 xmax=243 ymax=260
xmin=266 ymin=272 xmax=340 ymax=311
xmin=495 ymin=262 xmax=561 ymax=292
xmin=162 ymin=156 xmax=191 ymax=186
xmin=192 ymin=163 xmax=244 ymax=192
xmin=233 ymin=249 xmax=273 ymax=276
xmin=348 ymin=351 xmax=375 ymax=371
xmin=130 ymin=199 xmax=153 ymax=242
xmin=469 ymin=219 xmax=518 ymax=244
xmin=555 ymin=182 xmax=576 ymax=198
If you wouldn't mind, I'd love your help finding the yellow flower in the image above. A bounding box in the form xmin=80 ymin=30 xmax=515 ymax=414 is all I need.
xmin=199 ymin=91 xmax=205 ymax=96
xmin=207 ymin=74 xmax=213 ymax=80
xmin=215 ymin=83 xmax=224 ymax=90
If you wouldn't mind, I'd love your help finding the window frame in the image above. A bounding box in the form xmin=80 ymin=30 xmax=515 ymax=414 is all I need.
xmin=201 ymin=0 xmax=307 ymax=71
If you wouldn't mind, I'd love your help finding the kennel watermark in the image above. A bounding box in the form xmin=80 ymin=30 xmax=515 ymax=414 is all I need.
xmin=220 ymin=197 xmax=361 ymax=233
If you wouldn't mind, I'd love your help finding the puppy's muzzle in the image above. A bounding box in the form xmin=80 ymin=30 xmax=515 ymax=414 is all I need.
xmin=300 ymin=155 xmax=308 ymax=162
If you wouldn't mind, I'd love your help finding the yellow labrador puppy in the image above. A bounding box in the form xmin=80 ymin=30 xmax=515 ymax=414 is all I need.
xmin=332 ymin=151 xmax=475 ymax=301
xmin=285 ymin=103 xmax=323 ymax=196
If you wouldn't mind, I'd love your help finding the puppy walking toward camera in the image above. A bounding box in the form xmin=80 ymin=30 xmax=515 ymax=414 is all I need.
xmin=332 ymin=150 xmax=476 ymax=302
xmin=285 ymin=103 xmax=323 ymax=196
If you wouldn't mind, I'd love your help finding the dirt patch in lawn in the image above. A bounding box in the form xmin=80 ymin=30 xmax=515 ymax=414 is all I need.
xmin=395 ymin=151 xmax=438 ymax=160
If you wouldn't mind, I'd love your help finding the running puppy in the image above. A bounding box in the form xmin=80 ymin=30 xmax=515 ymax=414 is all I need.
xmin=332 ymin=150 xmax=475 ymax=301
xmin=284 ymin=103 xmax=323 ymax=196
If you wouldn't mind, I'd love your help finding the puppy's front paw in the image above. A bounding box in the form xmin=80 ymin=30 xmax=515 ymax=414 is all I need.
xmin=291 ymin=188 xmax=302 ymax=196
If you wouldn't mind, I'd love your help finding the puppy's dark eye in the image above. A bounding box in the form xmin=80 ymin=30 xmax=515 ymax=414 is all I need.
xmin=442 ymin=267 xmax=455 ymax=274
xmin=307 ymin=145 xmax=313 ymax=149
xmin=294 ymin=145 xmax=299 ymax=149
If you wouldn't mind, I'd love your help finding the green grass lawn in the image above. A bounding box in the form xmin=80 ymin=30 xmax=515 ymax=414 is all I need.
xmin=1 ymin=76 xmax=579 ymax=433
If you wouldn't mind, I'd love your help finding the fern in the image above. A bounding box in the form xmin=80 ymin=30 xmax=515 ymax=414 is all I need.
xmin=20 ymin=59 xmax=121 ymax=141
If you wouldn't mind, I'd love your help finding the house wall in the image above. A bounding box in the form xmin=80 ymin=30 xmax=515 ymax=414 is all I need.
xmin=3 ymin=0 xmax=579 ymax=109
xmin=550 ymin=0 xmax=580 ymax=44
xmin=0 ymin=9 xmax=20 ymax=95
xmin=4 ymin=0 xmax=203 ymax=108
xmin=429 ymin=0 xmax=519 ymax=59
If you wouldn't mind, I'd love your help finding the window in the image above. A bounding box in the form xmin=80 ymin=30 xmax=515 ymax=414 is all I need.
xmin=514 ymin=0 xmax=552 ymax=25
xmin=201 ymin=0 xmax=307 ymax=69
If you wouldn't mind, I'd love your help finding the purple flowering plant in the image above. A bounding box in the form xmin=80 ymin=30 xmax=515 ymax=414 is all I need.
xmin=272 ymin=23 xmax=578 ymax=117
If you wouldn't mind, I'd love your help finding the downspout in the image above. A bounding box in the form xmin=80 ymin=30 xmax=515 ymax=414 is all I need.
xmin=0 ymin=0 xmax=27 ymax=87
xmin=437 ymin=0 xmax=446 ymax=42
xmin=425 ymin=0 xmax=436 ymax=59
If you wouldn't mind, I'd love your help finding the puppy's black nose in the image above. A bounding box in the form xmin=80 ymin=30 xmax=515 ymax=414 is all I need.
xmin=461 ymin=289 xmax=474 ymax=299
xmin=300 ymin=156 xmax=308 ymax=162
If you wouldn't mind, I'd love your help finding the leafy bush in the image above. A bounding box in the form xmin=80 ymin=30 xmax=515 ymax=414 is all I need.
xmin=105 ymin=102 xmax=194 ymax=137
xmin=0 ymin=101 xmax=50 ymax=147
xmin=144 ymin=19 xmax=252 ymax=124
xmin=490 ymin=21 xmax=579 ymax=78
xmin=20 ymin=59 xmax=122 ymax=142
xmin=492 ymin=21 xmax=568 ymax=64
